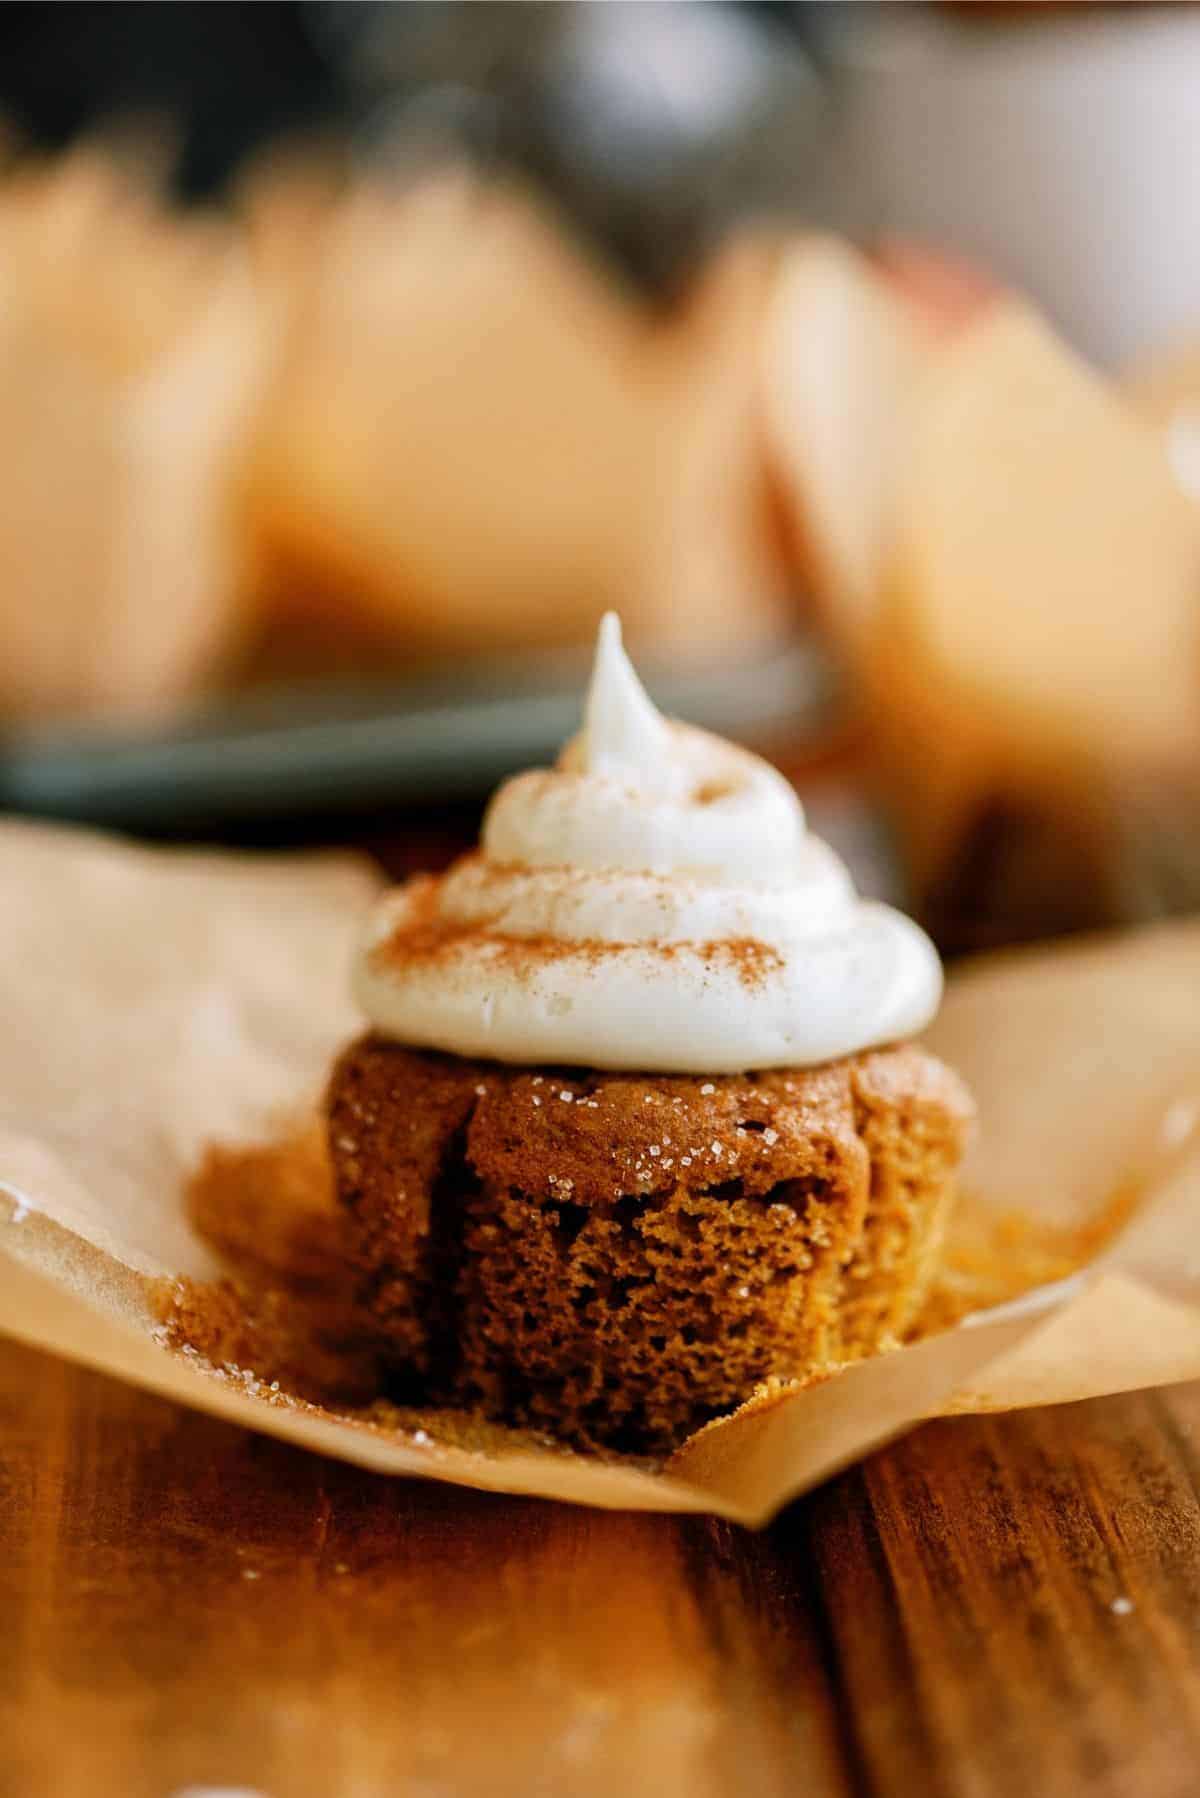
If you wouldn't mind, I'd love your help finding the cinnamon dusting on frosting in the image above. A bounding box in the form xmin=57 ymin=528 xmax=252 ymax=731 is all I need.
xmin=373 ymin=915 xmax=783 ymax=991
xmin=352 ymin=614 xmax=943 ymax=1071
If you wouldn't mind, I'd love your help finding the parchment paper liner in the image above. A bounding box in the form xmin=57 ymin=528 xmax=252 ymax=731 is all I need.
xmin=3 ymin=820 xmax=1199 ymax=1527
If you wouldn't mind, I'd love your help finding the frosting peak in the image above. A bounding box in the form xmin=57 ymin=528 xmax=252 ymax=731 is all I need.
xmin=354 ymin=617 xmax=943 ymax=1073
xmin=578 ymin=611 xmax=668 ymax=785
xmin=490 ymin=613 xmax=807 ymax=887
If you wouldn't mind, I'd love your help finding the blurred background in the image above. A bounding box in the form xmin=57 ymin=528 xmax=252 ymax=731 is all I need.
xmin=3 ymin=0 xmax=1200 ymax=957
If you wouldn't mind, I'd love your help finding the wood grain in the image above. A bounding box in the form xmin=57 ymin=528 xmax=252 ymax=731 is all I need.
xmin=797 ymin=1395 xmax=1200 ymax=1798
xmin=5 ymin=1335 xmax=1200 ymax=1797
xmin=0 ymin=1338 xmax=847 ymax=1798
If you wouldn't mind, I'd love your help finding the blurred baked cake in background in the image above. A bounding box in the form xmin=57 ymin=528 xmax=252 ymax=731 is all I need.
xmin=764 ymin=242 xmax=1200 ymax=949
xmin=243 ymin=164 xmax=793 ymax=666
xmin=762 ymin=236 xmax=934 ymax=650
xmin=875 ymin=303 xmax=1200 ymax=946
xmin=1122 ymin=332 xmax=1200 ymax=515
xmin=0 ymin=137 xmax=800 ymax=735
xmin=0 ymin=146 xmax=266 ymax=722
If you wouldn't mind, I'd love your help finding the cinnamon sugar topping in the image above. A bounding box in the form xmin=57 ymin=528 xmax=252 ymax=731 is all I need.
xmin=352 ymin=615 xmax=942 ymax=1071
xmin=373 ymin=918 xmax=783 ymax=990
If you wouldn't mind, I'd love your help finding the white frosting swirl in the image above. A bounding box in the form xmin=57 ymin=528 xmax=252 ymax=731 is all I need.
xmin=354 ymin=615 xmax=942 ymax=1072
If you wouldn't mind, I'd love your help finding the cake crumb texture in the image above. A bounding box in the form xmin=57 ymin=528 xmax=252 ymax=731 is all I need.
xmin=326 ymin=1038 xmax=973 ymax=1455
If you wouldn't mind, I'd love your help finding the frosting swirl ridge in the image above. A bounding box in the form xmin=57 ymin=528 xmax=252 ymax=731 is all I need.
xmin=354 ymin=615 xmax=942 ymax=1072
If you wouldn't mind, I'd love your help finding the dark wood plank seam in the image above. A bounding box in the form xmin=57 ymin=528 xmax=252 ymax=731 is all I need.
xmin=677 ymin=1514 xmax=860 ymax=1798
xmin=802 ymin=1467 xmax=964 ymax=1798
xmin=784 ymin=1508 xmax=879 ymax=1798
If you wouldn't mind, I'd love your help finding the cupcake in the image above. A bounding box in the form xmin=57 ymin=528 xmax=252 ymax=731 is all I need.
xmin=327 ymin=617 xmax=972 ymax=1455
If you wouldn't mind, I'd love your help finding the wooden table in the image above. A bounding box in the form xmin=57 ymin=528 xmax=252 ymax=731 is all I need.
xmin=5 ymin=1337 xmax=1200 ymax=1798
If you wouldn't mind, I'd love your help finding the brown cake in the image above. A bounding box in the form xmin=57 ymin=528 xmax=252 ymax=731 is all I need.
xmin=327 ymin=1036 xmax=972 ymax=1456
